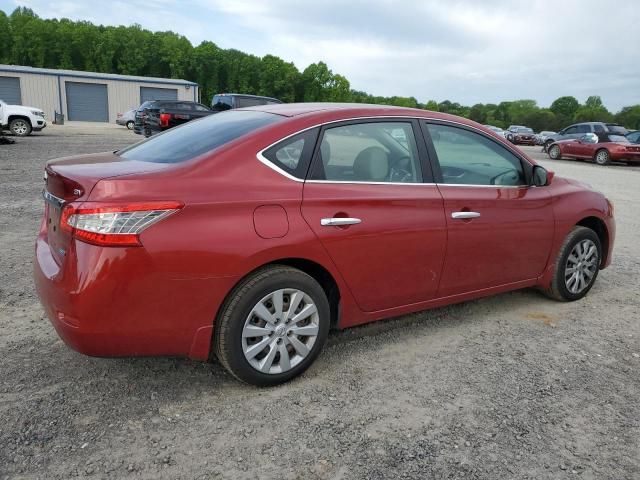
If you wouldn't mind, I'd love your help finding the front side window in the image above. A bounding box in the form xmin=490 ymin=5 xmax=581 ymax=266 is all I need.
xmin=564 ymin=126 xmax=578 ymax=135
xmin=426 ymin=123 xmax=526 ymax=186
xmin=310 ymin=122 xmax=422 ymax=183
xmin=118 ymin=111 xmax=283 ymax=163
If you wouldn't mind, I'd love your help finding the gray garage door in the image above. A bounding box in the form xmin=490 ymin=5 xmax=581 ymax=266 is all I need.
xmin=140 ymin=87 xmax=178 ymax=104
xmin=0 ymin=76 xmax=22 ymax=105
xmin=65 ymin=82 xmax=108 ymax=122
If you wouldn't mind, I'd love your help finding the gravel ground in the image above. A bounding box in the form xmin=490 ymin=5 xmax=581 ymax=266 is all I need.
xmin=0 ymin=127 xmax=639 ymax=480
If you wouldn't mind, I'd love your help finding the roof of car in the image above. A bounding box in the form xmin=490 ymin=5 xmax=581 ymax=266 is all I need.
xmin=242 ymin=102 xmax=465 ymax=122
xmin=215 ymin=93 xmax=282 ymax=102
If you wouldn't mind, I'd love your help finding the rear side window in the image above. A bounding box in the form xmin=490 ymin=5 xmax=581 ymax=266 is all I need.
xmin=310 ymin=122 xmax=422 ymax=183
xmin=119 ymin=111 xmax=283 ymax=163
xmin=261 ymin=128 xmax=319 ymax=179
xmin=593 ymin=124 xmax=606 ymax=133
xmin=237 ymin=97 xmax=269 ymax=108
xmin=576 ymin=125 xmax=591 ymax=134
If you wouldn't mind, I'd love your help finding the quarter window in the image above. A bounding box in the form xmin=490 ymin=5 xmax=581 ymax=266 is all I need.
xmin=426 ymin=123 xmax=526 ymax=186
xmin=261 ymin=128 xmax=319 ymax=179
xmin=310 ymin=122 xmax=422 ymax=183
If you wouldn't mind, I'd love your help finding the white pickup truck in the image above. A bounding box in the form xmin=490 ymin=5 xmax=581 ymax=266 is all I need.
xmin=0 ymin=99 xmax=47 ymax=136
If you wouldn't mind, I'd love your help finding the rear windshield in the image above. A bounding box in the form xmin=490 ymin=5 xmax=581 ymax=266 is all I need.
xmin=118 ymin=111 xmax=283 ymax=163
xmin=607 ymin=124 xmax=628 ymax=135
xmin=211 ymin=95 xmax=233 ymax=112
xmin=517 ymin=128 xmax=534 ymax=133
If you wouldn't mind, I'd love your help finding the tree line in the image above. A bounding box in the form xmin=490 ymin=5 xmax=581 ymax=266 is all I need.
xmin=1 ymin=7 xmax=639 ymax=131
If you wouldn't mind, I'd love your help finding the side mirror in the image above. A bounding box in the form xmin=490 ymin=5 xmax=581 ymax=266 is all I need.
xmin=532 ymin=165 xmax=553 ymax=186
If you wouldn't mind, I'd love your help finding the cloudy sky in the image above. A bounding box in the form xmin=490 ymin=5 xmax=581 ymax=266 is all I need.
xmin=2 ymin=0 xmax=639 ymax=111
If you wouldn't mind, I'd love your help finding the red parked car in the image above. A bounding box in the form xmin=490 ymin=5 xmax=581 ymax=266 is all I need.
xmin=34 ymin=104 xmax=616 ymax=385
xmin=548 ymin=132 xmax=640 ymax=165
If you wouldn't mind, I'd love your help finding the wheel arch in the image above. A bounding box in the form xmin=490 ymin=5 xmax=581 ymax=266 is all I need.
xmin=202 ymin=257 xmax=342 ymax=362
xmin=8 ymin=114 xmax=32 ymax=125
xmin=576 ymin=216 xmax=609 ymax=267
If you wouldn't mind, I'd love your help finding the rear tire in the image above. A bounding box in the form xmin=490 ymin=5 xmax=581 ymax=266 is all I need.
xmin=543 ymin=226 xmax=601 ymax=302
xmin=9 ymin=118 xmax=32 ymax=136
xmin=214 ymin=265 xmax=330 ymax=386
xmin=594 ymin=149 xmax=610 ymax=165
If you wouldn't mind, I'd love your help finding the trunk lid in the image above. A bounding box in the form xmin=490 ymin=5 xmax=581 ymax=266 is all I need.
xmin=43 ymin=152 xmax=172 ymax=265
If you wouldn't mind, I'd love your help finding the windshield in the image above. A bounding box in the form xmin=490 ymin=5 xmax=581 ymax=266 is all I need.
xmin=118 ymin=111 xmax=283 ymax=163
xmin=136 ymin=101 xmax=153 ymax=112
xmin=211 ymin=95 xmax=233 ymax=112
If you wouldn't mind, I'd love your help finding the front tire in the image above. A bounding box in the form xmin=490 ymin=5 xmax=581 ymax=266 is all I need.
xmin=214 ymin=265 xmax=330 ymax=386
xmin=548 ymin=144 xmax=562 ymax=160
xmin=126 ymin=121 xmax=134 ymax=130
xmin=544 ymin=226 xmax=601 ymax=302
xmin=594 ymin=149 xmax=610 ymax=165
xmin=9 ymin=118 xmax=32 ymax=136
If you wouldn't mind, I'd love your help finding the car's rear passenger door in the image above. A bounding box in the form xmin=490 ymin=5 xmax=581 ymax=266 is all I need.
xmin=422 ymin=121 xmax=555 ymax=297
xmin=301 ymin=119 xmax=447 ymax=312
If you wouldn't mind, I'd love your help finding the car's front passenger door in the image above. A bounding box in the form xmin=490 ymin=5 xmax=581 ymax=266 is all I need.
xmin=423 ymin=122 xmax=555 ymax=297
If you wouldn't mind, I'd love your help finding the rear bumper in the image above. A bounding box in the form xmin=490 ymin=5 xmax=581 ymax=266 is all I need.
xmin=34 ymin=229 xmax=238 ymax=360
xmin=610 ymin=151 xmax=640 ymax=162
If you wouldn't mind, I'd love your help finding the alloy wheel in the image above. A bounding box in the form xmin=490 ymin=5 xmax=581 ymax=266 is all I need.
xmin=564 ymin=239 xmax=599 ymax=294
xmin=595 ymin=150 xmax=609 ymax=165
xmin=11 ymin=120 xmax=29 ymax=135
xmin=549 ymin=145 xmax=561 ymax=159
xmin=242 ymin=288 xmax=319 ymax=374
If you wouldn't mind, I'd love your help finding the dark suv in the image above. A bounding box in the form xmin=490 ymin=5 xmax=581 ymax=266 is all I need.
xmin=142 ymin=101 xmax=212 ymax=137
xmin=211 ymin=93 xmax=282 ymax=112
xmin=543 ymin=122 xmax=628 ymax=150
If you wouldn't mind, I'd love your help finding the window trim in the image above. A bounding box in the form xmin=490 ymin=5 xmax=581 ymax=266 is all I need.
xmin=420 ymin=119 xmax=534 ymax=187
xmin=255 ymin=115 xmax=535 ymax=186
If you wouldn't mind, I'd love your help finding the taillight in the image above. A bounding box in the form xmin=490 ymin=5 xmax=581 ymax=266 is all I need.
xmin=160 ymin=113 xmax=172 ymax=127
xmin=61 ymin=201 xmax=183 ymax=247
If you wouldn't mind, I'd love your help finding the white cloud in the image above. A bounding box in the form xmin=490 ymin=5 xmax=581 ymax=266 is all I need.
xmin=2 ymin=0 xmax=639 ymax=111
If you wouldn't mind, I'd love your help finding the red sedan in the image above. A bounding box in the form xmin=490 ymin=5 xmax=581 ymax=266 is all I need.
xmin=548 ymin=132 xmax=640 ymax=165
xmin=34 ymin=104 xmax=615 ymax=385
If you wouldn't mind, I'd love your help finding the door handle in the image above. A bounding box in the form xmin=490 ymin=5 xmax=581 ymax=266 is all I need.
xmin=321 ymin=217 xmax=362 ymax=226
xmin=451 ymin=211 xmax=481 ymax=220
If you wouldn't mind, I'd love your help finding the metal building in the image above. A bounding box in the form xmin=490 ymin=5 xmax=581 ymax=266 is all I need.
xmin=0 ymin=64 xmax=199 ymax=123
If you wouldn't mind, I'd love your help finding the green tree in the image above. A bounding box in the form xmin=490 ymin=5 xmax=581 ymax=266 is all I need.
xmin=0 ymin=11 xmax=13 ymax=63
xmin=469 ymin=103 xmax=487 ymax=124
xmin=614 ymin=105 xmax=640 ymax=130
xmin=550 ymin=96 xmax=580 ymax=124
xmin=423 ymin=100 xmax=439 ymax=112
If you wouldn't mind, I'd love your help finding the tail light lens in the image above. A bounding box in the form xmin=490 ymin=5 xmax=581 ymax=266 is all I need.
xmin=160 ymin=113 xmax=172 ymax=127
xmin=61 ymin=201 xmax=183 ymax=246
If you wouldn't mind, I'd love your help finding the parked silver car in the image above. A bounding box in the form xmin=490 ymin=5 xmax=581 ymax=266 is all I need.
xmin=115 ymin=109 xmax=135 ymax=129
